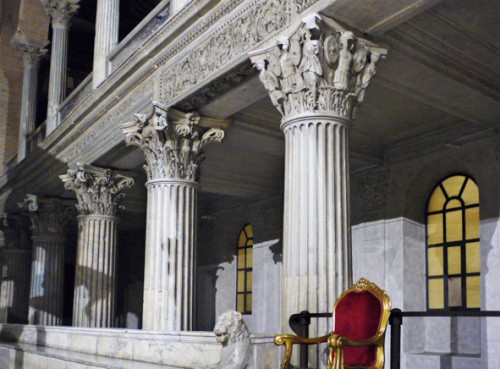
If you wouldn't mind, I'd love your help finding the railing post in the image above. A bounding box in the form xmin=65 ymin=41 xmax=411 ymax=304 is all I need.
xmin=389 ymin=308 xmax=402 ymax=369
xmin=298 ymin=311 xmax=310 ymax=368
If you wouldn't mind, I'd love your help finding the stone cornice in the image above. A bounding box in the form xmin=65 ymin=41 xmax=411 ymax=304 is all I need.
xmin=41 ymin=0 xmax=80 ymax=27
xmin=121 ymin=102 xmax=225 ymax=182
xmin=60 ymin=164 xmax=134 ymax=216
xmin=249 ymin=13 xmax=388 ymax=120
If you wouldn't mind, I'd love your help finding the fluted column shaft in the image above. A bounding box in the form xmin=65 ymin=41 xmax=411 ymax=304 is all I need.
xmin=29 ymin=234 xmax=65 ymax=325
xmin=73 ymin=214 xmax=118 ymax=327
xmin=143 ymin=180 xmax=197 ymax=331
xmin=46 ymin=23 xmax=69 ymax=133
xmin=93 ymin=0 xmax=119 ymax=88
xmin=0 ymin=249 xmax=31 ymax=323
xmin=281 ymin=114 xmax=351 ymax=338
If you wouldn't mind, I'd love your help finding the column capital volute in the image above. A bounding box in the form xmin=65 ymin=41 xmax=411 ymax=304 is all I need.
xmin=10 ymin=31 xmax=48 ymax=67
xmin=18 ymin=195 xmax=71 ymax=237
xmin=59 ymin=163 xmax=135 ymax=217
xmin=249 ymin=13 xmax=387 ymax=121
xmin=41 ymin=0 xmax=80 ymax=27
xmin=120 ymin=102 xmax=226 ymax=182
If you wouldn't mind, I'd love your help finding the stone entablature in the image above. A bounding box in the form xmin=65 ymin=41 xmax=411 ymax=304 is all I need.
xmin=59 ymin=163 xmax=134 ymax=216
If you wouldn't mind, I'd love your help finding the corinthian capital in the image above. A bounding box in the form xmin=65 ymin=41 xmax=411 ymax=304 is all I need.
xmin=59 ymin=164 xmax=134 ymax=217
xmin=10 ymin=31 xmax=47 ymax=67
xmin=120 ymin=102 xmax=225 ymax=182
xmin=18 ymin=195 xmax=71 ymax=237
xmin=0 ymin=213 xmax=31 ymax=250
xmin=41 ymin=0 xmax=80 ymax=26
xmin=249 ymin=13 xmax=387 ymax=120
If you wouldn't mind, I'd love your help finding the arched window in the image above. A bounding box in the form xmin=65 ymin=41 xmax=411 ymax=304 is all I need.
xmin=236 ymin=224 xmax=253 ymax=314
xmin=426 ymin=174 xmax=480 ymax=310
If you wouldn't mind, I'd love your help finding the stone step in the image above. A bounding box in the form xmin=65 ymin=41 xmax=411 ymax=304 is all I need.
xmin=0 ymin=342 xmax=187 ymax=369
xmin=406 ymin=352 xmax=482 ymax=369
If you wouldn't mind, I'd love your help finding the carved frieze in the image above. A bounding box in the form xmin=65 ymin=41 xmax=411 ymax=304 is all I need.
xmin=293 ymin=0 xmax=319 ymax=14
xmin=249 ymin=14 xmax=387 ymax=120
xmin=159 ymin=0 xmax=288 ymax=103
xmin=18 ymin=195 xmax=71 ymax=237
xmin=60 ymin=164 xmax=134 ymax=217
xmin=41 ymin=0 xmax=80 ymax=26
xmin=351 ymin=167 xmax=388 ymax=210
xmin=121 ymin=102 xmax=224 ymax=182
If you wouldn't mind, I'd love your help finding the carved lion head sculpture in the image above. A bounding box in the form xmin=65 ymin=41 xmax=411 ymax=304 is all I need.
xmin=213 ymin=310 xmax=250 ymax=345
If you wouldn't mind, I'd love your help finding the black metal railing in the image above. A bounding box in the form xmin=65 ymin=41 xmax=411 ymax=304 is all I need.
xmin=288 ymin=309 xmax=500 ymax=369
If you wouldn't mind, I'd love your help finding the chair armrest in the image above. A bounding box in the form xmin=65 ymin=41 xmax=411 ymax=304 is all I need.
xmin=274 ymin=334 xmax=329 ymax=369
xmin=328 ymin=333 xmax=383 ymax=348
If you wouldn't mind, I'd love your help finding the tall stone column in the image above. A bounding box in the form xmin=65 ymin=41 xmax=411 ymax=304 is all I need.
xmin=0 ymin=214 xmax=31 ymax=323
xmin=93 ymin=0 xmax=119 ymax=88
xmin=60 ymin=164 xmax=134 ymax=327
xmin=250 ymin=13 xmax=387 ymax=363
xmin=10 ymin=32 xmax=47 ymax=162
xmin=41 ymin=0 xmax=79 ymax=134
xmin=170 ymin=0 xmax=191 ymax=15
xmin=18 ymin=195 xmax=70 ymax=325
xmin=121 ymin=103 xmax=224 ymax=331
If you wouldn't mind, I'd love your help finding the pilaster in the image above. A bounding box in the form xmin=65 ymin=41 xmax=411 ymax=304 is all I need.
xmin=93 ymin=0 xmax=119 ymax=88
xmin=41 ymin=0 xmax=79 ymax=134
xmin=0 ymin=214 xmax=31 ymax=324
xmin=250 ymin=14 xmax=386 ymax=366
xmin=11 ymin=31 xmax=47 ymax=162
xmin=121 ymin=102 xmax=224 ymax=331
xmin=60 ymin=163 xmax=133 ymax=327
xmin=18 ymin=195 xmax=70 ymax=325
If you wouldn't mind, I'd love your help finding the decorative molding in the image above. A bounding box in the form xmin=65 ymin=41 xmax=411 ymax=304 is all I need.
xmin=292 ymin=0 xmax=318 ymax=14
xmin=60 ymin=164 xmax=134 ymax=216
xmin=121 ymin=102 xmax=225 ymax=182
xmin=41 ymin=0 xmax=80 ymax=26
xmin=159 ymin=0 xmax=289 ymax=103
xmin=249 ymin=13 xmax=387 ymax=120
xmin=176 ymin=62 xmax=258 ymax=111
xmin=18 ymin=195 xmax=71 ymax=237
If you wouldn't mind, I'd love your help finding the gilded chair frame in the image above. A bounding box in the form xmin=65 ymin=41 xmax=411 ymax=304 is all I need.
xmin=274 ymin=278 xmax=391 ymax=369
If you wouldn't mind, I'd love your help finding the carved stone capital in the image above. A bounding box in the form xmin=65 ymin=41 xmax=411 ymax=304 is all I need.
xmin=59 ymin=164 xmax=134 ymax=216
xmin=41 ymin=0 xmax=79 ymax=26
xmin=121 ymin=102 xmax=225 ymax=182
xmin=18 ymin=195 xmax=71 ymax=237
xmin=10 ymin=31 xmax=47 ymax=67
xmin=0 ymin=213 xmax=31 ymax=250
xmin=249 ymin=13 xmax=387 ymax=120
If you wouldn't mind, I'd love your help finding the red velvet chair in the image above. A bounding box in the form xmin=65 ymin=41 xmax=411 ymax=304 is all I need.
xmin=275 ymin=278 xmax=391 ymax=369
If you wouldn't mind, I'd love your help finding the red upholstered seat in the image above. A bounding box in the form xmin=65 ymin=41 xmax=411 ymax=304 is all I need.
xmin=331 ymin=289 xmax=384 ymax=367
xmin=274 ymin=277 xmax=391 ymax=369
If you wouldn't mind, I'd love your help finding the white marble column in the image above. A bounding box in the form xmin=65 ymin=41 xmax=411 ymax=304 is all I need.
xmin=10 ymin=32 xmax=47 ymax=162
xmin=42 ymin=0 xmax=79 ymax=134
xmin=170 ymin=0 xmax=191 ymax=15
xmin=60 ymin=164 xmax=133 ymax=327
xmin=250 ymin=14 xmax=386 ymax=366
xmin=18 ymin=195 xmax=69 ymax=325
xmin=93 ymin=0 xmax=119 ymax=88
xmin=0 ymin=214 xmax=31 ymax=324
xmin=121 ymin=103 xmax=224 ymax=331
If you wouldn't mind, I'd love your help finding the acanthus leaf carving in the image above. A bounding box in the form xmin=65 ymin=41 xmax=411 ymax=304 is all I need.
xmin=18 ymin=195 xmax=72 ymax=237
xmin=121 ymin=102 xmax=225 ymax=182
xmin=41 ymin=0 xmax=80 ymax=26
xmin=59 ymin=164 xmax=134 ymax=217
xmin=249 ymin=13 xmax=388 ymax=120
